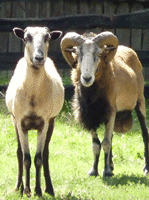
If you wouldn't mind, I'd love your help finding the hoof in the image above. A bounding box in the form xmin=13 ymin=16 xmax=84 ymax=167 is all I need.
xmin=35 ymin=186 xmax=42 ymax=197
xmin=45 ymin=188 xmax=55 ymax=197
xmin=103 ymin=169 xmax=114 ymax=177
xmin=110 ymin=164 xmax=114 ymax=172
xmin=15 ymin=183 xmax=24 ymax=195
xmin=24 ymin=187 xmax=31 ymax=198
xmin=143 ymin=166 xmax=149 ymax=176
xmin=88 ymin=168 xmax=99 ymax=177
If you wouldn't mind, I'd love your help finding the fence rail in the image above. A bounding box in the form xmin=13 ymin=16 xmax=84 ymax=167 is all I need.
xmin=0 ymin=9 xmax=149 ymax=71
xmin=1 ymin=50 xmax=149 ymax=71
xmin=0 ymin=10 xmax=149 ymax=31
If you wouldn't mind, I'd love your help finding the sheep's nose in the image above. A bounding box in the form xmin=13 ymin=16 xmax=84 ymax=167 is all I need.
xmin=35 ymin=56 xmax=44 ymax=62
xmin=83 ymin=76 xmax=92 ymax=82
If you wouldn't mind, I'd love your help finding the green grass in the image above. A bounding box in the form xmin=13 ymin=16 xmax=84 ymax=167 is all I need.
xmin=0 ymin=71 xmax=12 ymax=85
xmin=1 ymin=97 xmax=149 ymax=199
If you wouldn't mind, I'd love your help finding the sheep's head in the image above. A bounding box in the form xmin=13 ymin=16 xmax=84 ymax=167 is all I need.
xmin=61 ymin=31 xmax=118 ymax=87
xmin=13 ymin=27 xmax=62 ymax=69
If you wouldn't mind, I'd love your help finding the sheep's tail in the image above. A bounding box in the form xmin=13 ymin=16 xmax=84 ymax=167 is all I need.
xmin=114 ymin=110 xmax=133 ymax=133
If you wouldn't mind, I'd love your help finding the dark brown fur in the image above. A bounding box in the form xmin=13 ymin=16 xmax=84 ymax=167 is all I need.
xmin=21 ymin=113 xmax=44 ymax=132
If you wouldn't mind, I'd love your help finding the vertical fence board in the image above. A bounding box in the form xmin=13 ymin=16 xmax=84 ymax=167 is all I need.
xmin=49 ymin=0 xmax=64 ymax=75
xmin=0 ymin=2 xmax=12 ymax=52
xmin=131 ymin=3 xmax=143 ymax=50
xmin=38 ymin=1 xmax=51 ymax=18
xmin=142 ymin=29 xmax=149 ymax=50
xmin=50 ymin=0 xmax=64 ymax=53
xmin=11 ymin=1 xmax=26 ymax=18
xmin=8 ymin=2 xmax=26 ymax=53
xmin=62 ymin=0 xmax=78 ymax=75
xmin=25 ymin=1 xmax=39 ymax=18
xmin=79 ymin=0 xmax=90 ymax=34
xmin=51 ymin=0 xmax=63 ymax=17
xmin=103 ymin=1 xmax=116 ymax=34
xmin=0 ymin=32 xmax=9 ymax=52
xmin=45 ymin=1 xmax=51 ymax=18
xmin=80 ymin=0 xmax=89 ymax=14
xmin=142 ymin=0 xmax=149 ymax=52
xmin=116 ymin=2 xmax=131 ymax=46
xmin=64 ymin=0 xmax=78 ymax=32
xmin=89 ymin=0 xmax=103 ymax=33
xmin=64 ymin=0 xmax=78 ymax=16
xmin=0 ymin=2 xmax=12 ymax=18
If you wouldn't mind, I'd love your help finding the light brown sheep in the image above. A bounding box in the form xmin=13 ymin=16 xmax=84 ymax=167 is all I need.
xmin=6 ymin=27 xmax=64 ymax=197
xmin=61 ymin=31 xmax=149 ymax=177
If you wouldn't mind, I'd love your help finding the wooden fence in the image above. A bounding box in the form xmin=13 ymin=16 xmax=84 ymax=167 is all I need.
xmin=0 ymin=0 xmax=149 ymax=52
xmin=0 ymin=0 xmax=149 ymax=79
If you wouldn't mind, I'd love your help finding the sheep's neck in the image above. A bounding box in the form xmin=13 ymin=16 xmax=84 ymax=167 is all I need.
xmin=24 ymin=64 xmax=47 ymax=96
xmin=95 ymin=62 xmax=104 ymax=82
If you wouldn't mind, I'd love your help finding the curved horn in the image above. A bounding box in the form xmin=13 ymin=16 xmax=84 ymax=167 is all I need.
xmin=93 ymin=31 xmax=119 ymax=61
xmin=60 ymin=32 xmax=84 ymax=67
xmin=93 ymin=31 xmax=118 ymax=48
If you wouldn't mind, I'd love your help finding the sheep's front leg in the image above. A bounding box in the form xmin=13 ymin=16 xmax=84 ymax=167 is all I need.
xmin=102 ymin=110 xmax=116 ymax=177
xmin=34 ymin=120 xmax=54 ymax=197
xmin=88 ymin=131 xmax=101 ymax=176
xmin=17 ymin=122 xmax=31 ymax=197
xmin=43 ymin=118 xmax=55 ymax=196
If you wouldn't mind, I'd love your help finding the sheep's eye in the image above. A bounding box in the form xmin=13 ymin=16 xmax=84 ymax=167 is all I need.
xmin=24 ymin=34 xmax=32 ymax=42
xmin=44 ymin=34 xmax=49 ymax=42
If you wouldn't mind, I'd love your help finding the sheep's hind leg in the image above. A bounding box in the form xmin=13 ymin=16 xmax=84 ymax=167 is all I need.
xmin=15 ymin=126 xmax=24 ymax=196
xmin=43 ymin=118 xmax=55 ymax=196
xmin=88 ymin=131 xmax=101 ymax=176
xmin=135 ymin=100 xmax=149 ymax=175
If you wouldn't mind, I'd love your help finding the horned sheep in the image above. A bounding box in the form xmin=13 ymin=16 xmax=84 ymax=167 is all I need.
xmin=5 ymin=27 xmax=64 ymax=197
xmin=61 ymin=31 xmax=149 ymax=177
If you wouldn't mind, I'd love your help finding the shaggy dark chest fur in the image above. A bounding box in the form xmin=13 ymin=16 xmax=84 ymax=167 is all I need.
xmin=74 ymin=82 xmax=111 ymax=131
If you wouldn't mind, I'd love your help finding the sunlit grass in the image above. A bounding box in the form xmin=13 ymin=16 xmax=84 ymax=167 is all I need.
xmin=1 ymin=97 xmax=149 ymax=199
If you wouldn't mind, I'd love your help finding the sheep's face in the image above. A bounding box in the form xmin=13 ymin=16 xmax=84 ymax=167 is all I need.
xmin=61 ymin=31 xmax=118 ymax=87
xmin=76 ymin=40 xmax=103 ymax=87
xmin=24 ymin=27 xmax=50 ymax=67
xmin=13 ymin=27 xmax=62 ymax=69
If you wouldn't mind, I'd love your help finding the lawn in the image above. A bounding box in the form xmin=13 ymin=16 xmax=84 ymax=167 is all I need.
xmin=1 ymin=96 xmax=149 ymax=200
xmin=1 ymin=70 xmax=149 ymax=199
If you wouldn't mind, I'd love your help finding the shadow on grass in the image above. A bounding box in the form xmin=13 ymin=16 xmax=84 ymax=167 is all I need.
xmin=102 ymin=174 xmax=149 ymax=187
xmin=38 ymin=193 xmax=81 ymax=200
xmin=7 ymin=192 xmax=81 ymax=200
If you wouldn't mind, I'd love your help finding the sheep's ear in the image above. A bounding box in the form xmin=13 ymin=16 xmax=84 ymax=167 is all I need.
xmin=13 ymin=28 xmax=24 ymax=39
xmin=103 ymin=45 xmax=117 ymax=62
xmin=65 ymin=47 xmax=77 ymax=54
xmin=104 ymin=45 xmax=116 ymax=53
xmin=50 ymin=31 xmax=62 ymax=40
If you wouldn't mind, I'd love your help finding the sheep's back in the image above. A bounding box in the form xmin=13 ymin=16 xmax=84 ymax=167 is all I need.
xmin=114 ymin=45 xmax=144 ymax=106
xmin=115 ymin=45 xmax=142 ymax=74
